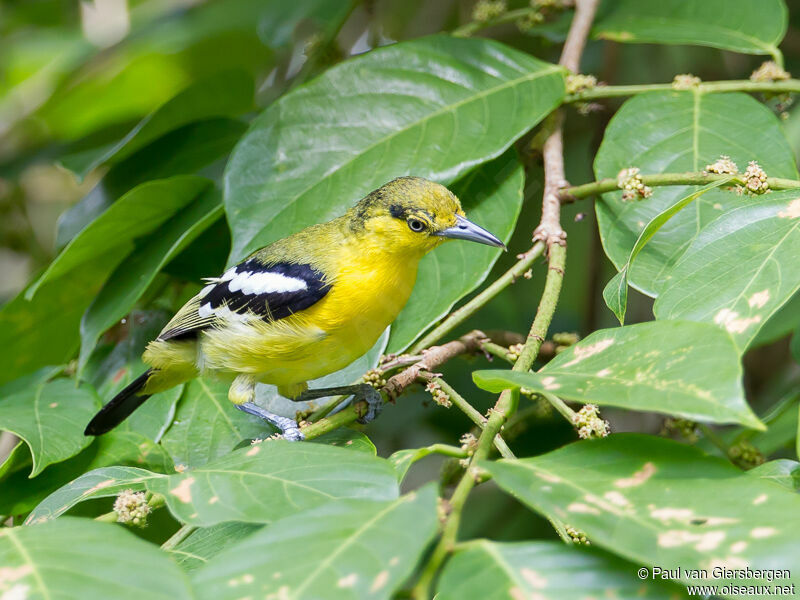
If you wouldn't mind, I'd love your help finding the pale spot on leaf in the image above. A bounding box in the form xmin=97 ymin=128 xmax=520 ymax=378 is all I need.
xmin=520 ymin=568 xmax=547 ymax=588
xmin=650 ymin=507 xmax=694 ymax=522
xmin=246 ymin=445 xmax=260 ymax=456
xmin=49 ymin=402 xmax=58 ymax=408
xmin=750 ymin=527 xmax=777 ymax=538
xmin=337 ymin=574 xmax=358 ymax=588
xmin=567 ymin=502 xmax=601 ymax=515
xmin=658 ymin=530 xmax=725 ymax=551
xmin=603 ymin=491 xmax=630 ymax=508
xmin=208 ymin=496 xmax=219 ymax=505
xmin=389 ymin=557 xmax=400 ymax=566
xmin=370 ymin=571 xmax=389 ymax=592
xmin=707 ymin=557 xmax=749 ymax=570
xmin=562 ymin=339 xmax=614 ymax=367
xmin=596 ymin=368 xmax=612 ymax=377
xmin=536 ymin=472 xmax=561 ymax=484
xmin=713 ymin=308 xmax=761 ymax=334
xmin=170 ymin=476 xmax=195 ymax=503
xmin=748 ymin=290 xmax=770 ymax=309
xmin=614 ymin=462 xmax=656 ymax=488
xmin=730 ymin=541 xmax=747 ymax=553
xmin=777 ymin=198 xmax=800 ymax=219
xmin=87 ymin=479 xmax=116 ymax=495
xmin=752 ymin=494 xmax=768 ymax=505
xmin=0 ymin=566 xmax=32 ymax=586
xmin=541 ymin=376 xmax=560 ymax=391
xmin=0 ymin=584 xmax=30 ymax=600
xmin=509 ymin=587 xmax=526 ymax=600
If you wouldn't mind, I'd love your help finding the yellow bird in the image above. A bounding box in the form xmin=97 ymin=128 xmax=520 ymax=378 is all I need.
xmin=85 ymin=177 xmax=504 ymax=440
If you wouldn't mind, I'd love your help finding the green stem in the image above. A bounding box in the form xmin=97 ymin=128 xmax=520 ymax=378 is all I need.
xmin=539 ymin=390 xmax=577 ymax=423
xmin=409 ymin=243 xmax=545 ymax=354
xmin=566 ymin=78 xmax=800 ymax=103
xmin=480 ymin=341 xmax=516 ymax=364
xmin=412 ymin=245 xmax=567 ymax=598
xmin=424 ymin=443 xmax=469 ymax=459
xmin=562 ymin=171 xmax=800 ymax=202
xmin=161 ymin=524 xmax=197 ymax=551
xmin=431 ymin=377 xmax=515 ymax=459
xmin=697 ymin=423 xmax=732 ymax=459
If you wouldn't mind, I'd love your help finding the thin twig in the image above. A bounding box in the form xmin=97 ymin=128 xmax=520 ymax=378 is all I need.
xmin=566 ymin=78 xmax=800 ymax=103
xmin=162 ymin=524 xmax=198 ymax=551
xmin=409 ymin=243 xmax=545 ymax=353
xmin=560 ymin=171 xmax=800 ymax=203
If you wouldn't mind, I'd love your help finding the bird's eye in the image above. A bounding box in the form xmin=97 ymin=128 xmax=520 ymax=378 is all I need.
xmin=407 ymin=218 xmax=426 ymax=233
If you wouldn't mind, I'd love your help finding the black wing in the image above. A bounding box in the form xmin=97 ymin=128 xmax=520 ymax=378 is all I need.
xmin=157 ymin=260 xmax=331 ymax=341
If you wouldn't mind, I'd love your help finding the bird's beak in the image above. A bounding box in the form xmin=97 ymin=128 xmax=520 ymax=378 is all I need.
xmin=435 ymin=214 xmax=506 ymax=249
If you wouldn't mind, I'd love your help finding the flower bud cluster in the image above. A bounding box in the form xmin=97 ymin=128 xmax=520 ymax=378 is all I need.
xmin=472 ymin=0 xmax=507 ymax=22
xmin=728 ymin=440 xmax=765 ymax=469
xmin=750 ymin=61 xmax=790 ymax=83
xmin=742 ymin=160 xmax=769 ymax=194
xmin=617 ymin=167 xmax=653 ymax=202
xmin=566 ymin=73 xmax=597 ymax=95
xmin=566 ymin=524 xmax=590 ymax=545
xmin=704 ymin=155 xmax=739 ymax=176
xmin=573 ymin=404 xmax=609 ymax=439
xmin=362 ymin=368 xmax=386 ymax=389
xmin=425 ymin=380 xmax=452 ymax=408
xmin=661 ymin=417 xmax=699 ymax=443
xmin=507 ymin=343 xmax=524 ymax=362
xmin=671 ymin=74 xmax=701 ymax=90
xmin=113 ymin=490 xmax=151 ymax=527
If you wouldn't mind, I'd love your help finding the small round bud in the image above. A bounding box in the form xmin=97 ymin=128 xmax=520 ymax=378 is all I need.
xmin=742 ymin=160 xmax=769 ymax=194
xmin=424 ymin=380 xmax=451 ymax=408
xmin=671 ymin=74 xmax=701 ymax=90
xmin=565 ymin=524 xmax=590 ymax=545
xmin=572 ymin=404 xmax=609 ymax=439
xmin=472 ymin=0 xmax=507 ymax=22
xmin=728 ymin=440 xmax=765 ymax=469
xmin=616 ymin=167 xmax=652 ymax=202
xmin=565 ymin=73 xmax=597 ymax=95
xmin=750 ymin=61 xmax=790 ymax=83
xmin=704 ymin=155 xmax=739 ymax=176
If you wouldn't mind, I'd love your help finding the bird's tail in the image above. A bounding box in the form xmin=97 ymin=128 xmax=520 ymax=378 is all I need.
xmin=84 ymin=369 xmax=154 ymax=436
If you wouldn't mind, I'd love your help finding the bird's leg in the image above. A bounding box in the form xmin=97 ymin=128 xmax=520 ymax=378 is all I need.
xmin=294 ymin=384 xmax=383 ymax=424
xmin=229 ymin=374 xmax=304 ymax=441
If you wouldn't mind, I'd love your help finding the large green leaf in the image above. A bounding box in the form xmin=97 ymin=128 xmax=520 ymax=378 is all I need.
xmin=0 ymin=431 xmax=173 ymax=516
xmin=474 ymin=320 xmax=762 ymax=429
xmin=593 ymin=0 xmax=787 ymax=59
xmin=594 ymin=92 xmax=798 ymax=297
xmin=30 ymin=442 xmax=398 ymax=526
xmin=0 ymin=379 xmax=100 ymax=477
xmin=224 ymin=34 xmax=564 ymax=260
xmin=0 ymin=518 xmax=194 ymax=600
xmin=388 ymin=152 xmax=524 ymax=352
xmin=654 ymin=191 xmax=800 ymax=352
xmin=437 ymin=540 xmax=682 ymax=599
xmin=0 ymin=256 xmax=117 ymax=385
xmin=60 ymin=70 xmax=254 ymax=177
xmin=191 ymin=487 xmax=438 ymax=600
xmin=27 ymin=176 xmax=211 ymax=299
xmin=160 ymin=378 xmax=269 ymax=468
xmin=749 ymin=460 xmax=800 ymax=492
xmin=169 ymin=522 xmax=263 ymax=571
xmin=56 ymin=117 xmax=245 ymax=248
xmin=78 ymin=187 xmax=223 ymax=368
xmin=483 ymin=435 xmax=800 ymax=595
xmin=603 ymin=179 xmax=733 ymax=324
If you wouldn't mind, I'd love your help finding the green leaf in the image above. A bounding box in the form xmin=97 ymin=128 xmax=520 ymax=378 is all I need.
xmin=474 ymin=320 xmax=763 ymax=429
xmin=310 ymin=429 xmax=377 ymax=454
xmin=752 ymin=289 xmax=800 ymax=347
xmin=78 ymin=186 xmax=222 ymax=368
xmin=388 ymin=448 xmax=438 ymax=483
xmin=27 ymin=176 xmax=211 ymax=299
xmin=191 ymin=487 xmax=438 ymax=600
xmin=594 ymin=92 xmax=798 ymax=296
xmin=654 ymin=190 xmax=800 ymax=352
xmin=437 ymin=540 xmax=683 ymax=599
xmin=602 ymin=179 xmax=733 ymax=324
xmin=160 ymin=378 xmax=271 ymax=468
xmin=31 ymin=442 xmax=399 ymax=526
xmin=224 ymin=34 xmax=564 ymax=260
xmin=593 ymin=0 xmax=787 ymax=60
xmin=1 ymin=431 xmax=173 ymax=516
xmin=56 ymin=117 xmax=245 ymax=248
xmin=483 ymin=434 xmax=800 ymax=592
xmin=388 ymin=152 xmax=524 ymax=352
xmin=60 ymin=70 xmax=254 ymax=177
xmin=792 ymin=324 xmax=800 ymax=364
xmin=0 ymin=256 xmax=118 ymax=385
xmin=168 ymin=522 xmax=263 ymax=571
xmin=749 ymin=460 xmax=800 ymax=492
xmin=0 ymin=379 xmax=100 ymax=477
xmin=0 ymin=518 xmax=194 ymax=600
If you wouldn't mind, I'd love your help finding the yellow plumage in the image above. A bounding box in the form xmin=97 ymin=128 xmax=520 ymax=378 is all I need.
xmin=86 ymin=176 xmax=504 ymax=437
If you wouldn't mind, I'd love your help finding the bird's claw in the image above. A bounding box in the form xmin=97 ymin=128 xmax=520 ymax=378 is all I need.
xmin=356 ymin=384 xmax=383 ymax=424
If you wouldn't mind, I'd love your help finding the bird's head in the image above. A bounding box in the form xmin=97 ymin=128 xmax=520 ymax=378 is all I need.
xmin=350 ymin=176 xmax=505 ymax=255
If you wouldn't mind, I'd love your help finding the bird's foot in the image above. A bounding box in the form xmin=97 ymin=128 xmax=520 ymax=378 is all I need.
xmin=355 ymin=383 xmax=383 ymax=425
xmin=235 ymin=401 xmax=305 ymax=441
